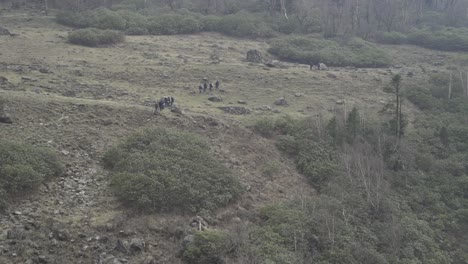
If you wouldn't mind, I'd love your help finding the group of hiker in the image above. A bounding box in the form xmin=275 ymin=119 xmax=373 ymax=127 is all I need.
xmin=154 ymin=96 xmax=175 ymax=113
xmin=199 ymin=79 xmax=220 ymax=93
xmin=153 ymin=78 xmax=222 ymax=114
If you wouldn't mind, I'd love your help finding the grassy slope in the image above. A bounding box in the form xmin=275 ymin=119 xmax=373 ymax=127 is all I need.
xmin=0 ymin=8 xmax=459 ymax=264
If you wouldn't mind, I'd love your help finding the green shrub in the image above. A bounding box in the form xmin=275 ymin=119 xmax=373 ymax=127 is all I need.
xmin=182 ymin=230 xmax=230 ymax=264
xmin=253 ymin=119 xmax=276 ymax=138
xmin=261 ymin=160 xmax=281 ymax=178
xmin=90 ymin=8 xmax=126 ymax=30
xmin=200 ymin=15 xmax=222 ymax=31
xmin=296 ymin=140 xmax=337 ymax=188
xmin=217 ymin=12 xmax=276 ymax=38
xmin=118 ymin=10 xmax=149 ymax=35
xmin=102 ymin=128 xmax=242 ymax=213
xmin=147 ymin=14 xmax=200 ymax=35
xmin=375 ymin=31 xmax=407 ymax=44
xmin=0 ymin=140 xmax=63 ymax=209
xmin=407 ymin=27 xmax=468 ymax=52
xmin=406 ymin=86 xmax=441 ymax=110
xmin=268 ymin=36 xmax=390 ymax=67
xmin=68 ymin=28 xmax=125 ymax=47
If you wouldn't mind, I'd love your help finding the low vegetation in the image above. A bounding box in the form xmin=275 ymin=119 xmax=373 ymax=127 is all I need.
xmin=68 ymin=28 xmax=125 ymax=47
xmin=182 ymin=230 xmax=230 ymax=264
xmin=0 ymin=140 xmax=63 ymax=210
xmin=245 ymin=75 xmax=468 ymax=263
xmin=375 ymin=27 xmax=468 ymax=52
xmin=268 ymin=36 xmax=391 ymax=67
xmin=102 ymin=128 xmax=242 ymax=213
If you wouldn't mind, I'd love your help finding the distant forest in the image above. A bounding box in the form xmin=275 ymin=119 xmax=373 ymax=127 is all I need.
xmin=18 ymin=0 xmax=468 ymax=37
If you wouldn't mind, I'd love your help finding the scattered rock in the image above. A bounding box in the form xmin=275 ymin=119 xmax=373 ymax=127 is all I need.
xmin=265 ymin=60 xmax=287 ymax=68
xmin=218 ymin=106 xmax=251 ymax=115
xmin=6 ymin=227 xmax=24 ymax=240
xmin=208 ymin=96 xmax=223 ymax=102
xmin=61 ymin=150 xmax=70 ymax=156
xmin=142 ymin=256 xmax=156 ymax=264
xmin=295 ymin=93 xmax=304 ymax=97
xmin=326 ymin=73 xmax=337 ymax=79
xmin=0 ymin=27 xmax=11 ymax=36
xmin=393 ymin=65 xmax=403 ymax=69
xmin=335 ymin=100 xmax=345 ymax=105
xmin=130 ymin=238 xmax=145 ymax=252
xmin=237 ymin=100 xmax=247 ymax=104
xmin=39 ymin=68 xmax=51 ymax=74
xmin=37 ymin=255 xmax=48 ymax=264
xmin=115 ymin=239 xmax=129 ymax=255
xmin=274 ymin=97 xmax=288 ymax=106
xmin=0 ymin=76 xmax=8 ymax=83
xmin=246 ymin=50 xmax=263 ymax=63
xmin=170 ymin=105 xmax=184 ymax=115
xmin=319 ymin=63 xmax=327 ymax=70
xmin=0 ymin=116 xmax=13 ymax=124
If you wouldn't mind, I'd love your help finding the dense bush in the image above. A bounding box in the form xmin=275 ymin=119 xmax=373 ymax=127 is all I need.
xmin=0 ymin=140 xmax=63 ymax=209
xmin=182 ymin=230 xmax=230 ymax=264
xmin=407 ymin=27 xmax=468 ymax=52
xmin=217 ymin=12 xmax=276 ymax=38
xmin=102 ymin=128 xmax=242 ymax=213
xmin=268 ymin=36 xmax=391 ymax=67
xmin=375 ymin=31 xmax=407 ymax=44
xmin=147 ymin=14 xmax=200 ymax=35
xmin=68 ymin=28 xmax=125 ymax=47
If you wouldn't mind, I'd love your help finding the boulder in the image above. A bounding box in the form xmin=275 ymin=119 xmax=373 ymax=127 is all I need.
xmin=0 ymin=76 xmax=8 ymax=83
xmin=0 ymin=116 xmax=13 ymax=124
xmin=130 ymin=238 xmax=145 ymax=252
xmin=318 ymin=63 xmax=327 ymax=70
xmin=208 ymin=96 xmax=223 ymax=102
xmin=237 ymin=100 xmax=247 ymax=104
xmin=274 ymin=97 xmax=288 ymax=106
xmin=0 ymin=27 xmax=11 ymax=36
xmin=142 ymin=256 xmax=156 ymax=264
xmin=218 ymin=106 xmax=251 ymax=115
xmin=114 ymin=239 xmax=129 ymax=254
xmin=246 ymin=50 xmax=263 ymax=63
xmin=170 ymin=105 xmax=184 ymax=115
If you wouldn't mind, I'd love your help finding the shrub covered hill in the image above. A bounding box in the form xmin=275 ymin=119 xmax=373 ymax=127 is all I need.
xmin=0 ymin=0 xmax=467 ymax=264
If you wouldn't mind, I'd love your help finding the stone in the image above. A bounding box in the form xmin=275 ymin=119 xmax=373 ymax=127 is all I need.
xmin=326 ymin=73 xmax=337 ymax=79
xmin=295 ymin=93 xmax=304 ymax=97
xmin=218 ymin=106 xmax=251 ymax=115
xmin=61 ymin=150 xmax=70 ymax=156
xmin=318 ymin=63 xmax=327 ymax=70
xmin=208 ymin=96 xmax=222 ymax=102
xmin=0 ymin=27 xmax=11 ymax=36
xmin=181 ymin=235 xmax=194 ymax=249
xmin=37 ymin=255 xmax=48 ymax=263
xmin=142 ymin=256 xmax=156 ymax=264
xmin=237 ymin=100 xmax=247 ymax=104
xmin=170 ymin=105 xmax=184 ymax=115
xmin=335 ymin=100 xmax=345 ymax=105
xmin=115 ymin=239 xmax=129 ymax=254
xmin=0 ymin=76 xmax=7 ymax=83
xmin=274 ymin=97 xmax=288 ymax=106
xmin=7 ymin=227 xmax=24 ymax=240
xmin=246 ymin=50 xmax=263 ymax=63
xmin=130 ymin=238 xmax=145 ymax=252
xmin=0 ymin=115 xmax=14 ymax=124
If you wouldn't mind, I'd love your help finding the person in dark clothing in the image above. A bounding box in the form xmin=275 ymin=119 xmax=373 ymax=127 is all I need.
xmin=203 ymin=83 xmax=208 ymax=93
xmin=165 ymin=97 xmax=170 ymax=106
xmin=199 ymin=84 xmax=203 ymax=93
xmin=158 ymin=100 xmax=165 ymax=110
xmin=170 ymin=96 xmax=175 ymax=106
xmin=215 ymin=80 xmax=220 ymax=90
xmin=209 ymin=83 xmax=213 ymax=91
xmin=154 ymin=101 xmax=160 ymax=114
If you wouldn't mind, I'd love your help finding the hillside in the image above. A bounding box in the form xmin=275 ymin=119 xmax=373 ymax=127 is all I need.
xmin=0 ymin=5 xmax=467 ymax=264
